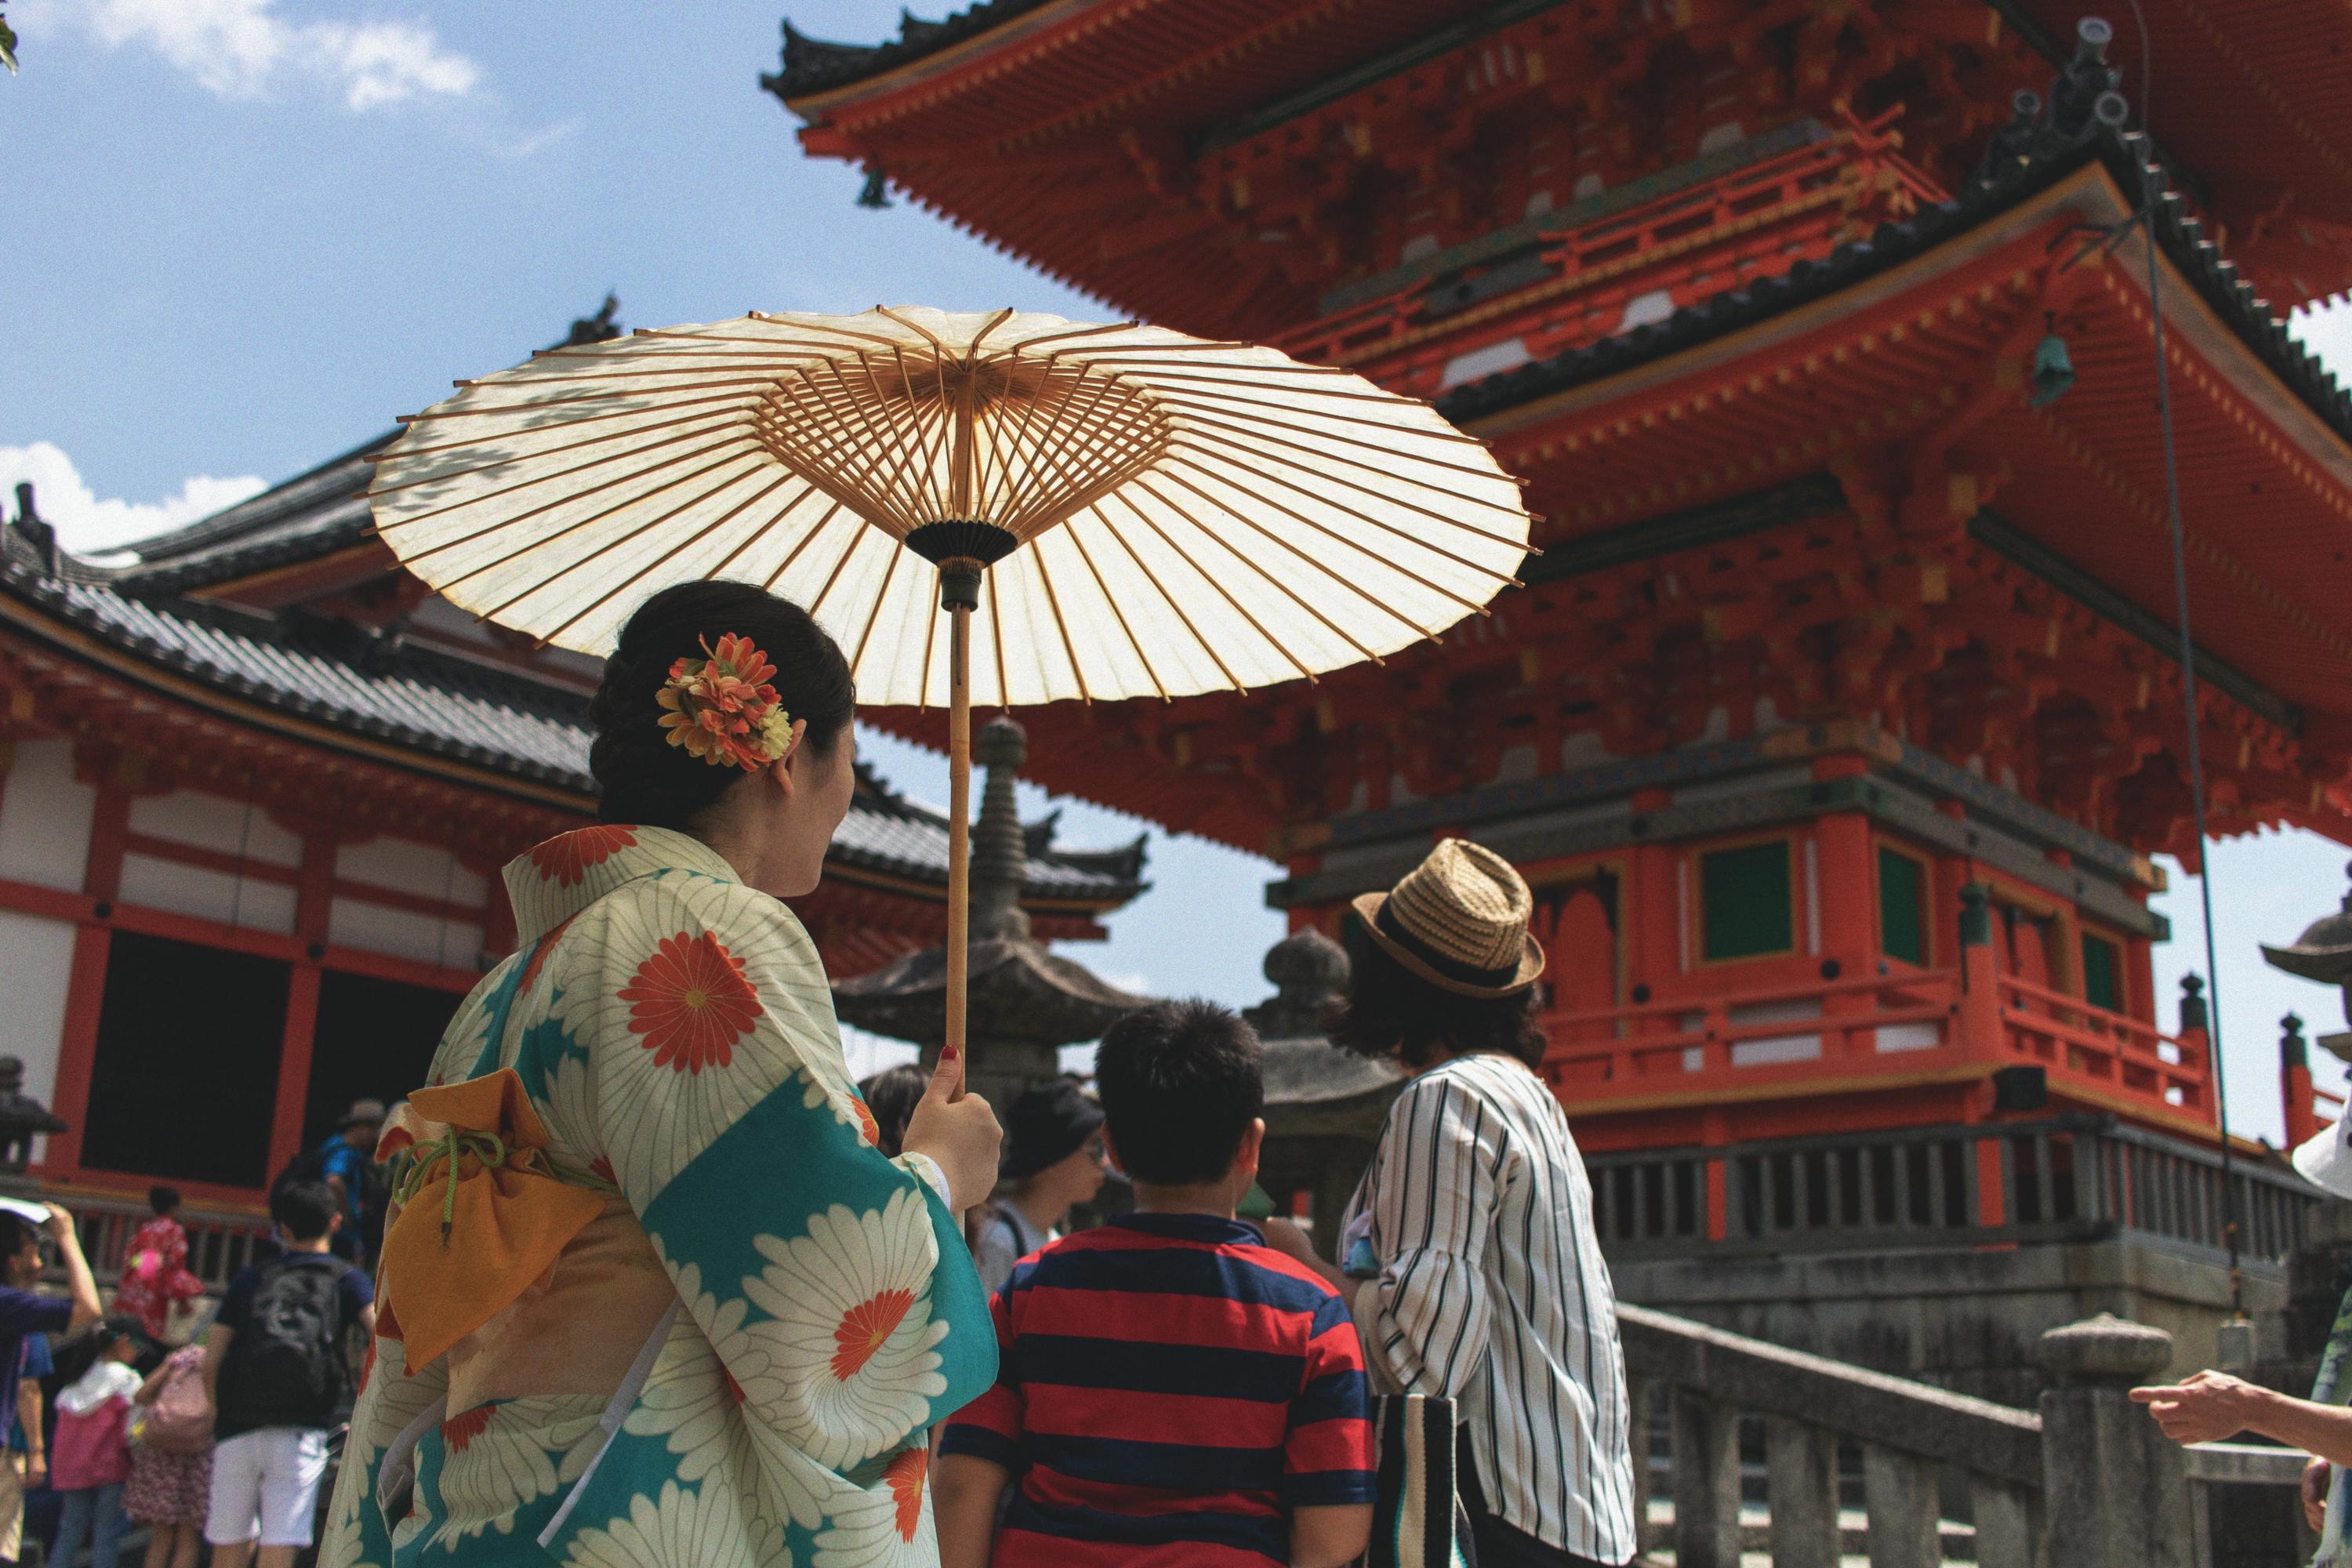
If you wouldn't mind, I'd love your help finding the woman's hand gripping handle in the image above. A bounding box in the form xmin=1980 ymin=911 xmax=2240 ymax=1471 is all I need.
xmin=902 ymin=1044 xmax=1001 ymax=1216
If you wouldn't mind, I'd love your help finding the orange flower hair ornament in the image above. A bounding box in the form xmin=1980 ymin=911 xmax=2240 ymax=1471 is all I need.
xmin=655 ymin=633 xmax=797 ymax=772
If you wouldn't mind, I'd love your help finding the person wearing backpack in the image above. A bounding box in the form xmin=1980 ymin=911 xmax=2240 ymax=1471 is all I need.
xmin=129 ymin=1337 xmax=214 ymax=1568
xmin=201 ymin=1181 xmax=372 ymax=1568
xmin=272 ymin=1102 xmax=384 ymax=1268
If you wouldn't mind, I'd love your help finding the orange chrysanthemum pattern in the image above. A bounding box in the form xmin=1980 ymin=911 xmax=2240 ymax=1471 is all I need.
xmin=517 ymin=913 xmax=579 ymax=997
xmin=830 ymin=1289 xmax=916 ymax=1383
xmin=655 ymin=633 xmax=793 ymax=772
xmin=885 ymin=1446 xmax=927 ymax=1543
xmin=619 ymin=931 xmax=760 ymax=1074
xmin=441 ymin=1404 xmax=495 ymax=1452
xmin=528 ymin=825 xmax=637 ymax=888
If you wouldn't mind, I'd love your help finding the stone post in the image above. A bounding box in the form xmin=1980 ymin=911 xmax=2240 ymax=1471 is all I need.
xmin=2037 ymin=1313 xmax=2194 ymax=1568
xmin=1671 ymin=1389 xmax=1741 ymax=1568
xmin=2283 ymin=1011 xmax=2321 ymax=1152
xmin=2176 ymin=975 xmax=2211 ymax=1111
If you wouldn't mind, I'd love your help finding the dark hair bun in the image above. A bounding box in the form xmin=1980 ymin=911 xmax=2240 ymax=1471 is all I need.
xmin=589 ymin=583 xmax=855 ymax=830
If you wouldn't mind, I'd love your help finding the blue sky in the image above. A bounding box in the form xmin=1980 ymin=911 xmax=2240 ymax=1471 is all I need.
xmin=5 ymin=0 xmax=2350 ymax=1138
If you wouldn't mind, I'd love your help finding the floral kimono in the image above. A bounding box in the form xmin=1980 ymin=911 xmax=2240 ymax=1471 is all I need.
xmin=112 ymin=1214 xmax=203 ymax=1341
xmin=323 ymin=824 xmax=995 ymax=1568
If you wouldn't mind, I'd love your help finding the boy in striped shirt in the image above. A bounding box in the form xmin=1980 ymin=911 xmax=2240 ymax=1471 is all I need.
xmin=935 ymin=1002 xmax=1376 ymax=1568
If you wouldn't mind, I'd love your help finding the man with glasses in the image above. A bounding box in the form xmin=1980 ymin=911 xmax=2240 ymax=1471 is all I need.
xmin=0 ymin=1204 xmax=100 ymax=1565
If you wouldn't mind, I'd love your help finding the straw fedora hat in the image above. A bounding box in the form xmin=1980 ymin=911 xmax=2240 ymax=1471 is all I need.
xmin=1351 ymin=839 xmax=1545 ymax=998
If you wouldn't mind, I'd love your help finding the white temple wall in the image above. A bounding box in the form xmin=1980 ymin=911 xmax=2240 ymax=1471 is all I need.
xmin=325 ymin=899 xmax=482 ymax=968
xmin=127 ymin=789 xmax=302 ymax=867
xmin=0 ymin=739 xmax=96 ymax=892
xmin=117 ymin=854 xmax=298 ymax=934
xmin=0 ymin=909 xmax=74 ymax=1162
xmin=336 ymin=839 xmax=487 ymax=906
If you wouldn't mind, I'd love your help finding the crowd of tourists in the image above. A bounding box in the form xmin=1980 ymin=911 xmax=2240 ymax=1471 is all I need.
xmin=0 ymin=1163 xmax=376 ymax=1568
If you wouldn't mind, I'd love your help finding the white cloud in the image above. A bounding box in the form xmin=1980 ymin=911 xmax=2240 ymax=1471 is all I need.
xmin=495 ymin=115 xmax=581 ymax=160
xmin=21 ymin=0 xmax=478 ymax=111
xmin=0 ymin=442 xmax=266 ymax=556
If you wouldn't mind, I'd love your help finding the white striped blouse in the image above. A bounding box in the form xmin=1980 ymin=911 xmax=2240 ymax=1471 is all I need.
xmin=1344 ymin=1051 xmax=1638 ymax=1563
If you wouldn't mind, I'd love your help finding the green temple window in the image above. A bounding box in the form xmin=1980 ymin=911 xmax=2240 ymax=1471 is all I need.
xmin=2080 ymin=930 xmax=2123 ymax=1013
xmin=1699 ymin=838 xmax=1795 ymax=962
xmin=1878 ymin=845 xmax=1928 ymax=967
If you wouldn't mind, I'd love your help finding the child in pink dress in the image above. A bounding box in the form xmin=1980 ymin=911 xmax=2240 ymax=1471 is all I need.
xmin=111 ymin=1189 xmax=203 ymax=1343
xmin=127 ymin=1341 xmax=212 ymax=1568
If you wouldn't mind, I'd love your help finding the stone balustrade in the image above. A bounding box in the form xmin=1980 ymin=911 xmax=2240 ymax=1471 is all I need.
xmin=1621 ymin=1303 xmax=2307 ymax=1566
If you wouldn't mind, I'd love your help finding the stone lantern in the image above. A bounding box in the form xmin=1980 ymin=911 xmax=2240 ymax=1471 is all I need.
xmin=1247 ymin=927 xmax=1404 ymax=1255
xmin=2262 ymin=861 xmax=2352 ymax=1033
xmin=833 ymin=716 xmax=1149 ymax=1109
xmin=0 ymin=1057 xmax=67 ymax=1175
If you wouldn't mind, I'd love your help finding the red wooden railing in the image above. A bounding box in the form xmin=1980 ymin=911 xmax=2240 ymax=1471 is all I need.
xmin=1534 ymin=964 xmax=2213 ymax=1127
xmin=1995 ymin=972 xmax=2207 ymax=1115
xmin=1539 ymin=969 xmax=1965 ymax=1098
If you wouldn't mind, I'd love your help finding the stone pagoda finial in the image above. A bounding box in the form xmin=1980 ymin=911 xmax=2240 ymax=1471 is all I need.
xmin=1245 ymin=927 xmax=1350 ymax=1039
xmin=971 ymin=715 xmax=1030 ymax=942
xmin=2261 ymin=862 xmax=2352 ymax=1029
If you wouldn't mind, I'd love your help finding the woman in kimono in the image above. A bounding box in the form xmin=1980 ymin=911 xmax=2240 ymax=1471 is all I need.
xmin=323 ymin=582 xmax=1003 ymax=1568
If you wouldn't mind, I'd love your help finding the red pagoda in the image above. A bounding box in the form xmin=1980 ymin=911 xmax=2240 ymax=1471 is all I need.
xmin=771 ymin=0 xmax=2352 ymax=1353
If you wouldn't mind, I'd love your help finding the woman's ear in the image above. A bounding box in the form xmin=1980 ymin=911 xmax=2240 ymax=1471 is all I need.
xmin=768 ymin=717 xmax=808 ymax=797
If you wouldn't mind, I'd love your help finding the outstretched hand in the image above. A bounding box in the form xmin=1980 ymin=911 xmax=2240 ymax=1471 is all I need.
xmin=2129 ymin=1370 xmax=2259 ymax=1446
xmin=902 ymin=1044 xmax=1000 ymax=1214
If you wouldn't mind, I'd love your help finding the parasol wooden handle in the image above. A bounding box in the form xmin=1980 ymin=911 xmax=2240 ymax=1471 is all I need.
xmin=944 ymin=599 xmax=971 ymax=1102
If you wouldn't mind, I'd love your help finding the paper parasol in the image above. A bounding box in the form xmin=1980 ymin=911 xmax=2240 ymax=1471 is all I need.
xmin=368 ymin=307 xmax=1534 ymax=1056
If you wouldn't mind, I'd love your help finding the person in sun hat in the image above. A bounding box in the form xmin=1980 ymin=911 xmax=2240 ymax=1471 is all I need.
xmin=1261 ymin=837 xmax=1637 ymax=1568
xmin=972 ymin=1077 xmax=1108 ymax=1296
xmin=2131 ymin=1109 xmax=2352 ymax=1559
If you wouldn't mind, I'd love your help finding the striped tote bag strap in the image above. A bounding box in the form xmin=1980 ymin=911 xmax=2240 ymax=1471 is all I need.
xmin=1367 ymin=1392 xmax=1474 ymax=1568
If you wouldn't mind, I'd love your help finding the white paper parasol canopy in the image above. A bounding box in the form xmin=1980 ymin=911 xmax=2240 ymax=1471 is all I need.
xmin=367 ymin=307 xmax=1533 ymax=704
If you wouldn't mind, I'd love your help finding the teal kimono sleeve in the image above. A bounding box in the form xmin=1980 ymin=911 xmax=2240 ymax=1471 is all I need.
xmin=536 ymin=870 xmax=996 ymax=1552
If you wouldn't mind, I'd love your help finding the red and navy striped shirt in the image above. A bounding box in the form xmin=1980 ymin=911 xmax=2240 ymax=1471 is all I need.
xmin=940 ymin=1211 xmax=1376 ymax=1566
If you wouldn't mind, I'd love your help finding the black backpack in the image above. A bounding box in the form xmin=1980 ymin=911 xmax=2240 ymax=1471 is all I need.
xmin=218 ymin=1254 xmax=350 ymax=1431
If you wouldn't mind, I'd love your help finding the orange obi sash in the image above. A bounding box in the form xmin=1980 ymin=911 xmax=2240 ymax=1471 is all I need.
xmin=376 ymin=1069 xmax=618 ymax=1374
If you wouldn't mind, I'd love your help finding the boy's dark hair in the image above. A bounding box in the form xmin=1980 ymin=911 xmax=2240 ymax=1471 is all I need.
xmin=270 ymin=1179 xmax=338 ymax=1242
xmin=147 ymin=1185 xmax=180 ymax=1218
xmin=857 ymin=1063 xmax=928 ymax=1160
xmin=0 ymin=1214 xmax=34 ymax=1261
xmin=1093 ymin=1001 xmax=1263 ymax=1186
xmin=1325 ymin=931 xmax=1548 ymax=1070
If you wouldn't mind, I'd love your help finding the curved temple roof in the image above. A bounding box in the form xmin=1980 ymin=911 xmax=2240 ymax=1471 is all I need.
xmin=0 ymin=542 xmax=1147 ymax=910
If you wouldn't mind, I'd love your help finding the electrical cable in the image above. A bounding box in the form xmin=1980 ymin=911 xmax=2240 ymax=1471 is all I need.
xmin=2125 ymin=0 xmax=2243 ymax=1315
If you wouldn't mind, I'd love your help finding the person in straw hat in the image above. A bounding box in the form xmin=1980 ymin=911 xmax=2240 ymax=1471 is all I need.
xmin=1263 ymin=838 xmax=1637 ymax=1568
xmin=2132 ymin=1109 xmax=2352 ymax=1555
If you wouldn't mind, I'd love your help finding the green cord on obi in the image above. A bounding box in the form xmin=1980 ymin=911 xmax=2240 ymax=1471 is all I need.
xmin=391 ymin=1128 xmax=622 ymax=1248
